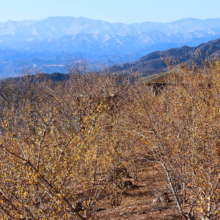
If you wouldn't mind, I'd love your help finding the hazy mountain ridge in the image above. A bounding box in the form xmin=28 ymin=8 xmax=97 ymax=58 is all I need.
xmin=1 ymin=17 xmax=220 ymax=77
xmin=1 ymin=17 xmax=220 ymax=37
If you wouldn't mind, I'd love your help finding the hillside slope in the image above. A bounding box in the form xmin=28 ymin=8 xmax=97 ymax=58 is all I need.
xmin=112 ymin=38 xmax=220 ymax=75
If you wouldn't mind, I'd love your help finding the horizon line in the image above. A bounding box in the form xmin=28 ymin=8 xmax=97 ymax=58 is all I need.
xmin=1 ymin=16 xmax=220 ymax=25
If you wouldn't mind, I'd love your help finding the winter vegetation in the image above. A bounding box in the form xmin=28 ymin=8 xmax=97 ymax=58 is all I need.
xmin=0 ymin=55 xmax=220 ymax=219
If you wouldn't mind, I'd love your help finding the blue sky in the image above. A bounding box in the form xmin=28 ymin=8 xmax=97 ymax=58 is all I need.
xmin=1 ymin=0 xmax=220 ymax=23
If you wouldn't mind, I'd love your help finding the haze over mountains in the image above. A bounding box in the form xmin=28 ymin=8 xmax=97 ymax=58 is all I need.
xmin=1 ymin=16 xmax=220 ymax=77
xmin=2 ymin=17 xmax=220 ymax=36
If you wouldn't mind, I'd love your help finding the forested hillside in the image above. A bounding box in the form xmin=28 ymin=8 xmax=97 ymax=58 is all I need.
xmin=111 ymin=37 xmax=220 ymax=75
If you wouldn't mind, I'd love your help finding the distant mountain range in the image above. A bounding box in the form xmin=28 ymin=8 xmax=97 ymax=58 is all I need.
xmin=3 ymin=38 xmax=220 ymax=82
xmin=2 ymin=17 xmax=220 ymax=36
xmin=1 ymin=17 xmax=220 ymax=77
